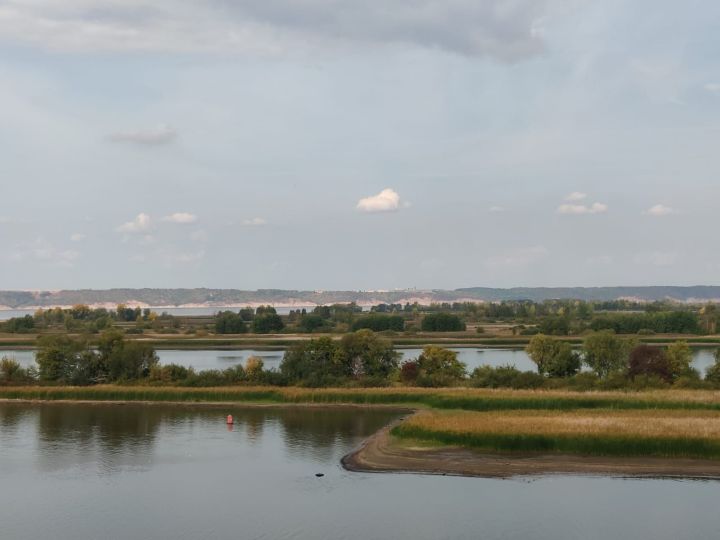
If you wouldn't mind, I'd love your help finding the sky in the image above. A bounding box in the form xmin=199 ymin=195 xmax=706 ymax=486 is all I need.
xmin=1 ymin=0 xmax=719 ymax=291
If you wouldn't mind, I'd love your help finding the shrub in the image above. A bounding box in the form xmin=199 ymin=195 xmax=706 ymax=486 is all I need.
xmin=399 ymin=360 xmax=420 ymax=383
xmin=245 ymin=357 xmax=265 ymax=382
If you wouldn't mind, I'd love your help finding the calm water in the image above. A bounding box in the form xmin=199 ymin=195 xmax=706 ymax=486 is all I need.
xmin=3 ymin=347 xmax=718 ymax=375
xmin=1 ymin=403 xmax=719 ymax=540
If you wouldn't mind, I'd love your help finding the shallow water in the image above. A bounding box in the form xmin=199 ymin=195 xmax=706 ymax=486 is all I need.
xmin=1 ymin=403 xmax=719 ymax=540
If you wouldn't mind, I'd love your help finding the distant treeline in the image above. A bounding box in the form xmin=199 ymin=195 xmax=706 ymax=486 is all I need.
xmin=4 ymin=329 xmax=720 ymax=391
xmin=1 ymin=299 xmax=718 ymax=337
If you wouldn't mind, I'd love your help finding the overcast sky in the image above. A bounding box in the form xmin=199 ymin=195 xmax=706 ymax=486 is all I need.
xmin=1 ymin=0 xmax=719 ymax=290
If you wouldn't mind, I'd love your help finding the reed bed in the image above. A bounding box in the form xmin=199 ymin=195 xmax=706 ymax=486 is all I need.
xmin=4 ymin=386 xmax=720 ymax=411
xmin=393 ymin=409 xmax=720 ymax=459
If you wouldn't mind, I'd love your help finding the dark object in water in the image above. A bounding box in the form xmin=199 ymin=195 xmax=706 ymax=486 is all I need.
xmin=315 ymin=473 xmax=324 ymax=477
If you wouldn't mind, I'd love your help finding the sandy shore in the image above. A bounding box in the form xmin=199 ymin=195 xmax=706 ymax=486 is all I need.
xmin=342 ymin=417 xmax=720 ymax=480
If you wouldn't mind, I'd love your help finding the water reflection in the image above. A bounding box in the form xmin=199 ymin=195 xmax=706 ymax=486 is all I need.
xmin=0 ymin=404 xmax=398 ymax=477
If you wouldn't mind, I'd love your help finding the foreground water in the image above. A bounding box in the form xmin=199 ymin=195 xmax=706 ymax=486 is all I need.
xmin=1 ymin=403 xmax=719 ymax=540
xmin=4 ymin=347 xmax=719 ymax=374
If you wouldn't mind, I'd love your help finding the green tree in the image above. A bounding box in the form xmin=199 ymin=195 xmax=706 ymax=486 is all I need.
xmin=666 ymin=340 xmax=693 ymax=379
xmin=280 ymin=337 xmax=345 ymax=384
xmin=35 ymin=335 xmax=88 ymax=382
xmin=421 ymin=313 xmax=465 ymax=332
xmin=339 ymin=330 xmax=400 ymax=378
xmin=416 ymin=346 xmax=467 ymax=379
xmin=525 ymin=334 xmax=562 ymax=374
xmin=215 ymin=311 xmax=247 ymax=334
xmin=252 ymin=313 xmax=284 ymax=333
xmin=106 ymin=341 xmax=158 ymax=381
xmin=583 ymin=331 xmax=634 ymax=378
xmin=298 ymin=314 xmax=327 ymax=333
xmin=351 ymin=314 xmax=404 ymax=332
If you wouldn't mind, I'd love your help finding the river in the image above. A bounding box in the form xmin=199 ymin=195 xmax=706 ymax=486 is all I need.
xmin=0 ymin=402 xmax=718 ymax=540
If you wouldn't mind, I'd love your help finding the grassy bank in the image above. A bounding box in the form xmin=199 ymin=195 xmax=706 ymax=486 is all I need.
xmin=392 ymin=409 xmax=720 ymax=459
xmin=5 ymin=386 xmax=720 ymax=411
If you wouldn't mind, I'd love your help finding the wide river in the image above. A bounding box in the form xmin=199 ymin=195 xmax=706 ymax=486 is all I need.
xmin=3 ymin=347 xmax=719 ymax=375
xmin=1 ymin=403 xmax=719 ymax=540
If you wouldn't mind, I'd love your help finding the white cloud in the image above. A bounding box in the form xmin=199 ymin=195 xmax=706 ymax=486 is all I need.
xmin=116 ymin=213 xmax=152 ymax=233
xmin=557 ymin=202 xmax=608 ymax=215
xmin=70 ymin=233 xmax=86 ymax=242
xmin=241 ymin=217 xmax=267 ymax=226
xmin=644 ymin=204 xmax=676 ymax=217
xmin=564 ymin=192 xmax=587 ymax=201
xmin=489 ymin=206 xmax=505 ymax=213
xmin=0 ymin=1 xmax=552 ymax=60
xmin=357 ymin=188 xmax=401 ymax=213
xmin=108 ymin=124 xmax=176 ymax=145
xmin=9 ymin=238 xmax=79 ymax=267
xmin=634 ymin=251 xmax=678 ymax=267
xmin=705 ymin=83 xmax=720 ymax=93
xmin=162 ymin=212 xmax=197 ymax=224
xmin=485 ymin=245 xmax=549 ymax=268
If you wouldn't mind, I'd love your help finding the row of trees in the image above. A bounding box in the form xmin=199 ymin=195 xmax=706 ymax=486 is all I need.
xmin=525 ymin=333 xmax=696 ymax=381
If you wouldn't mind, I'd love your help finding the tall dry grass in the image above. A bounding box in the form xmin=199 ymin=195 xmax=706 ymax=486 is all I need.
xmin=393 ymin=409 xmax=720 ymax=458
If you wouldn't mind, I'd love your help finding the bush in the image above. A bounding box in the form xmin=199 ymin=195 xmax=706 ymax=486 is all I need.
xmin=470 ymin=365 xmax=522 ymax=388
xmin=399 ymin=360 xmax=420 ymax=383
xmin=470 ymin=365 xmax=544 ymax=389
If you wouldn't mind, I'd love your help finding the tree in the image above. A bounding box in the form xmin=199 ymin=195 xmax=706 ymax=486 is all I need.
xmin=280 ymin=338 xmax=345 ymax=384
xmin=339 ymin=330 xmax=400 ymax=378
xmin=666 ymin=340 xmax=693 ymax=380
xmin=525 ymin=335 xmax=562 ymax=374
xmin=416 ymin=346 xmax=466 ymax=379
xmin=628 ymin=345 xmax=672 ymax=382
xmin=546 ymin=342 xmax=581 ymax=378
xmin=583 ymin=331 xmax=634 ymax=378
xmin=525 ymin=335 xmax=580 ymax=377
xmin=252 ymin=313 xmax=284 ymax=333
xmin=35 ymin=335 xmax=88 ymax=382
xmin=706 ymin=349 xmax=720 ymax=384
xmin=421 ymin=313 xmax=465 ymax=332
xmin=351 ymin=314 xmax=404 ymax=332
xmin=106 ymin=341 xmax=158 ymax=381
xmin=298 ymin=314 xmax=327 ymax=333
xmin=215 ymin=311 xmax=247 ymax=334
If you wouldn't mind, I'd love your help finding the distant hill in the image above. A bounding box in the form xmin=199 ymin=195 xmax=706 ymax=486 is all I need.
xmin=1 ymin=286 xmax=720 ymax=309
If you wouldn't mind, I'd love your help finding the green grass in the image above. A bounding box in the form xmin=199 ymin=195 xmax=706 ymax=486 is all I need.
xmin=4 ymin=386 xmax=720 ymax=411
xmin=391 ymin=425 xmax=720 ymax=459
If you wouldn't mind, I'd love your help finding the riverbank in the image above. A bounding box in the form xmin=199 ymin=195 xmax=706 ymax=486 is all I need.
xmin=6 ymin=386 xmax=720 ymax=479
xmin=5 ymin=386 xmax=720 ymax=409
xmin=342 ymin=417 xmax=720 ymax=479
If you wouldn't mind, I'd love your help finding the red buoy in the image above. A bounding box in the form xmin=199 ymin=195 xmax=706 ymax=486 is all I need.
xmin=226 ymin=414 xmax=234 ymax=425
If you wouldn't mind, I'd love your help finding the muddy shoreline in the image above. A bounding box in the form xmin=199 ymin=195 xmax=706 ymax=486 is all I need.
xmin=342 ymin=416 xmax=720 ymax=480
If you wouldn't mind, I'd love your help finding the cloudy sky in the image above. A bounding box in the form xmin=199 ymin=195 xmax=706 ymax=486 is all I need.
xmin=1 ymin=0 xmax=719 ymax=290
